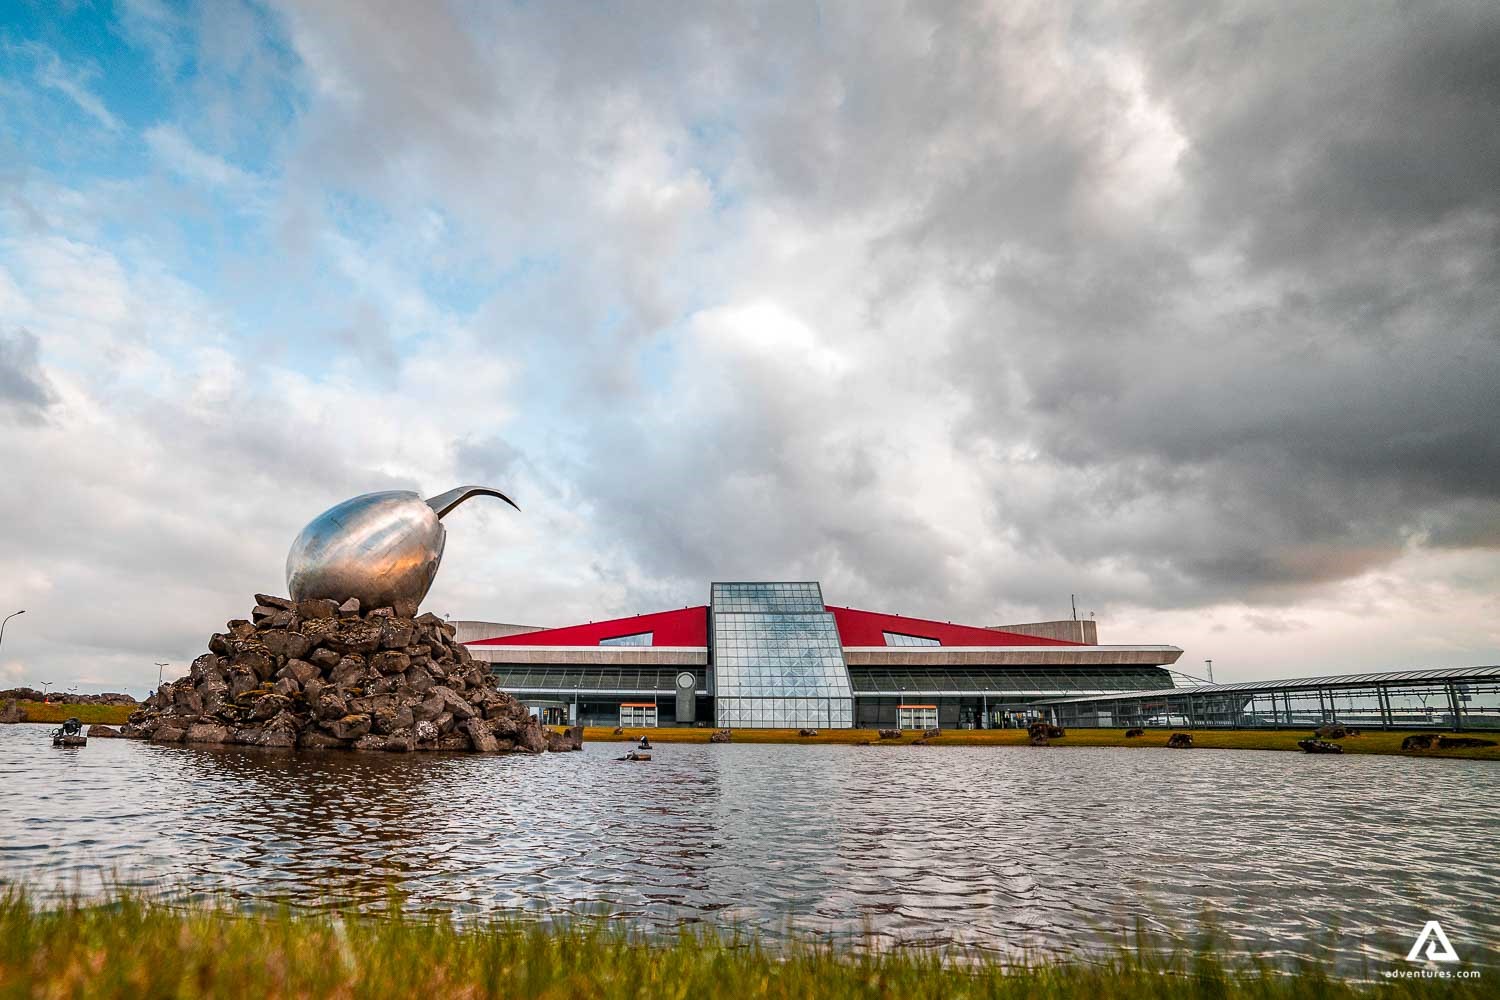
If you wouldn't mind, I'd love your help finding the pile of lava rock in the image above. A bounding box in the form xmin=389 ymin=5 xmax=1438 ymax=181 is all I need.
xmin=110 ymin=594 xmax=582 ymax=754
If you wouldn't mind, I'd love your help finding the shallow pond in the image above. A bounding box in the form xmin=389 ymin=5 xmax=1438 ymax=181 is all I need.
xmin=2 ymin=723 xmax=1495 ymax=970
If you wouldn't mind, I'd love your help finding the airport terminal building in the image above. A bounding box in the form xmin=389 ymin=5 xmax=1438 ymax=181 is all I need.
xmin=462 ymin=582 xmax=1183 ymax=729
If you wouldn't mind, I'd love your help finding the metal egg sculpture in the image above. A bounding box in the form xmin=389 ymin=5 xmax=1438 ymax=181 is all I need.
xmin=285 ymin=485 xmax=518 ymax=617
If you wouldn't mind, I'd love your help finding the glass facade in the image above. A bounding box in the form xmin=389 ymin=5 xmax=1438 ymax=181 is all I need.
xmin=898 ymin=705 xmax=938 ymax=729
xmin=711 ymin=582 xmax=855 ymax=728
xmin=599 ymin=632 xmax=653 ymax=646
xmin=618 ymin=703 xmax=658 ymax=727
xmin=883 ymin=631 xmax=941 ymax=647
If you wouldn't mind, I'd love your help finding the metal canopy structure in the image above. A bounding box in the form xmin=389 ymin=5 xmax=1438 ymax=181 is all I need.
xmin=1036 ymin=665 xmax=1500 ymax=732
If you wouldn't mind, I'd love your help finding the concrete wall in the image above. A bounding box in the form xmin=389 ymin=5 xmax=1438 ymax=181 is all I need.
xmin=450 ymin=620 xmax=548 ymax=644
xmin=987 ymin=619 xmax=1098 ymax=644
xmin=466 ymin=645 xmax=709 ymax=666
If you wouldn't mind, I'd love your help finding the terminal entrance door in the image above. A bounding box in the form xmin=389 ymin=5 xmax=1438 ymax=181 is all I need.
xmin=898 ymin=704 xmax=937 ymax=730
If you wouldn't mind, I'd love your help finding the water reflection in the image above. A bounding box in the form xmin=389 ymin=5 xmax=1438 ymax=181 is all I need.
xmin=1 ymin=724 xmax=1495 ymax=969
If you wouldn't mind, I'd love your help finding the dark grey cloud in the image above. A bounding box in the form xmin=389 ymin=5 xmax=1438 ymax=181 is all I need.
xmin=6 ymin=0 xmax=1499 ymax=692
xmin=0 ymin=328 xmax=55 ymax=423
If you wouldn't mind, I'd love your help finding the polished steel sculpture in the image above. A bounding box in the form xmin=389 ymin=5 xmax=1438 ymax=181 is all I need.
xmin=286 ymin=486 xmax=518 ymax=617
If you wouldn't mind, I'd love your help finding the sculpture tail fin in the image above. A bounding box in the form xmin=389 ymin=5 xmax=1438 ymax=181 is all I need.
xmin=425 ymin=485 xmax=520 ymax=518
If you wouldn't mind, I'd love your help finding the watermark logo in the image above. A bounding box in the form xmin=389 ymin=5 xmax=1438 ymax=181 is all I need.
xmin=1406 ymin=921 xmax=1460 ymax=963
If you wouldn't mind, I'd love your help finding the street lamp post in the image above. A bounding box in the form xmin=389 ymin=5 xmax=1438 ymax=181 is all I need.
xmin=155 ymin=662 xmax=169 ymax=689
xmin=0 ymin=609 xmax=24 ymax=654
xmin=40 ymin=681 xmax=52 ymax=701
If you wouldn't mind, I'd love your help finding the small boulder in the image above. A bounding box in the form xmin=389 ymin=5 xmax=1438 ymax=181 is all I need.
xmin=296 ymin=598 xmax=339 ymax=621
xmin=298 ymin=730 xmax=346 ymax=750
xmin=308 ymin=647 xmax=342 ymax=670
xmin=1401 ymin=733 xmax=1438 ymax=750
xmin=183 ymin=722 xmax=234 ymax=744
xmin=336 ymin=597 xmax=361 ymax=616
xmin=87 ymin=724 xmax=123 ymax=738
xmin=254 ymin=594 xmax=297 ymax=611
xmin=1125 ymin=727 xmax=1145 ymax=738
xmin=323 ymin=620 xmax=384 ymax=655
xmin=1437 ymin=736 xmax=1496 ymax=749
xmin=545 ymin=725 xmax=584 ymax=752
xmin=262 ymin=630 xmax=312 ymax=661
xmin=379 ymin=618 xmax=415 ymax=650
xmin=798 ymin=728 xmax=818 ymax=737
xmin=709 ymin=729 xmax=732 ymax=744
xmin=425 ymin=685 xmax=477 ymax=721
xmin=1166 ymin=732 xmax=1194 ymax=749
xmin=1313 ymin=724 xmax=1347 ymax=740
xmin=922 ymin=727 xmax=941 ymax=739
xmin=461 ymin=718 xmax=499 ymax=752
xmin=877 ymin=729 xmax=901 ymax=740
xmin=277 ymin=659 xmax=320 ymax=685
xmin=370 ymin=650 xmax=411 ymax=675
xmin=327 ymin=714 xmax=372 ymax=741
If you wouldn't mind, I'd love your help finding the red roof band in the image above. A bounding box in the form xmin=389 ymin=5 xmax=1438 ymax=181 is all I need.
xmin=470 ymin=604 xmax=1082 ymax=648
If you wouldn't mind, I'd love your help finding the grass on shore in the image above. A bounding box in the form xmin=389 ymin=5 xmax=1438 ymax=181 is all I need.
xmin=0 ymin=891 xmax=1484 ymax=1000
xmin=585 ymin=726 xmax=1500 ymax=760
xmin=8 ymin=701 xmax=134 ymax=725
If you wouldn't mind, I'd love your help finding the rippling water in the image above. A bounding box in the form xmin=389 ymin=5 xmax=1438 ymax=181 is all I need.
xmin=2 ymin=723 xmax=1495 ymax=969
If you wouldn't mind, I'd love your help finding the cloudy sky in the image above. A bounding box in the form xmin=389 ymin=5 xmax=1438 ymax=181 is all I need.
xmin=1 ymin=0 xmax=1496 ymax=695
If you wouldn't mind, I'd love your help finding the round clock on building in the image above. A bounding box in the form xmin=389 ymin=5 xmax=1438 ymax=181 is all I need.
xmin=676 ymin=671 xmax=695 ymax=690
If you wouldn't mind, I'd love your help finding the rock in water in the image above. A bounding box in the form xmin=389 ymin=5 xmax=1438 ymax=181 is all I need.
xmin=121 ymin=596 xmax=567 ymax=755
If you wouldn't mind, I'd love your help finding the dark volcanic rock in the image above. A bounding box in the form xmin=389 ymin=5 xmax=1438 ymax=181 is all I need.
xmin=709 ymin=729 xmax=732 ymax=744
xmin=328 ymin=714 xmax=372 ymax=741
xmin=262 ymin=630 xmax=312 ymax=661
xmin=184 ymin=722 xmax=234 ymax=744
xmin=1166 ymin=732 xmax=1194 ymax=749
xmin=1125 ymin=727 xmax=1145 ymax=738
xmin=87 ymin=724 xmax=122 ymax=737
xmin=545 ymin=725 xmax=585 ymax=752
xmin=126 ymin=595 xmax=564 ymax=755
xmin=462 ymin=717 xmax=499 ymax=752
xmin=1437 ymin=736 xmax=1496 ymax=749
xmin=370 ymin=650 xmax=410 ymax=675
xmin=877 ymin=729 xmax=901 ymax=739
xmin=297 ymin=598 xmax=339 ymax=621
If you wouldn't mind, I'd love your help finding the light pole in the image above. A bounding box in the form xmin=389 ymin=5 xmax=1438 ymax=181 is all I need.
xmin=40 ymin=680 xmax=52 ymax=701
xmin=155 ymin=662 xmax=169 ymax=688
xmin=0 ymin=609 xmax=24 ymax=654
xmin=1205 ymin=659 xmax=1214 ymax=684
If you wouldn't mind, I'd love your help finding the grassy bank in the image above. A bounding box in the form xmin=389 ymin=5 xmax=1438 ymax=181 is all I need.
xmin=7 ymin=701 xmax=134 ymax=725
xmin=0 ymin=892 xmax=1483 ymax=999
xmin=585 ymin=726 xmax=1500 ymax=760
